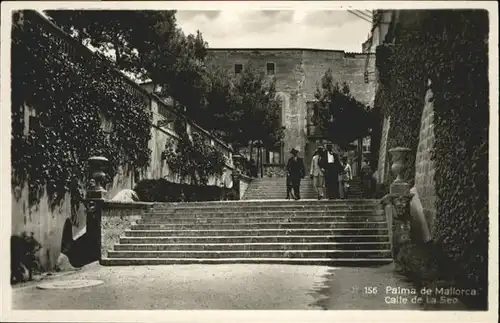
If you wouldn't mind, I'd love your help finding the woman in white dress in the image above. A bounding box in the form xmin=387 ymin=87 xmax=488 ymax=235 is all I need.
xmin=341 ymin=157 xmax=353 ymax=199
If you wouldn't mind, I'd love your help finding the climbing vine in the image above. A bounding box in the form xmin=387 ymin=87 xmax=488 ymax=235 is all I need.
xmin=163 ymin=118 xmax=226 ymax=185
xmin=11 ymin=11 xmax=152 ymax=207
xmin=375 ymin=26 xmax=428 ymax=182
xmin=427 ymin=11 xmax=489 ymax=307
xmin=374 ymin=10 xmax=489 ymax=307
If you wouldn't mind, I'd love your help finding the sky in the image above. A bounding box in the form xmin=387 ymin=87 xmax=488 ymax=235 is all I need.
xmin=175 ymin=10 xmax=373 ymax=52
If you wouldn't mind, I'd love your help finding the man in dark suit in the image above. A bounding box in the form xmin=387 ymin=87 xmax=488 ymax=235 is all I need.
xmin=319 ymin=143 xmax=343 ymax=199
xmin=286 ymin=147 xmax=305 ymax=200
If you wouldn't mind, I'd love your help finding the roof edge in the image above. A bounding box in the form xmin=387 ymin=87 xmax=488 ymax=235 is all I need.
xmin=207 ymin=47 xmax=347 ymax=53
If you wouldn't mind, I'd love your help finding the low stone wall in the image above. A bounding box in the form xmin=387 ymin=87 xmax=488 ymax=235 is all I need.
xmin=100 ymin=201 xmax=154 ymax=260
xmin=239 ymin=175 xmax=252 ymax=199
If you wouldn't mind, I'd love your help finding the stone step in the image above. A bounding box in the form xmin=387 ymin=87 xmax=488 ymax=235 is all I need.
xmin=120 ymin=235 xmax=390 ymax=244
xmin=242 ymin=193 xmax=324 ymax=197
xmin=244 ymin=188 xmax=363 ymax=192
xmin=157 ymin=210 xmax=383 ymax=217
xmin=157 ymin=206 xmax=381 ymax=213
xmin=137 ymin=215 xmax=385 ymax=224
xmin=242 ymin=195 xmax=363 ymax=200
xmin=124 ymin=228 xmax=388 ymax=237
xmin=244 ymin=191 xmax=364 ymax=195
xmin=114 ymin=241 xmax=391 ymax=251
xmin=101 ymin=257 xmax=393 ymax=266
xmin=130 ymin=222 xmax=388 ymax=230
xmin=164 ymin=210 xmax=382 ymax=216
xmin=106 ymin=249 xmax=393 ymax=259
xmin=153 ymin=199 xmax=379 ymax=208
xmin=243 ymin=193 xmax=320 ymax=197
xmin=244 ymin=189 xmax=362 ymax=194
xmin=245 ymin=186 xmax=362 ymax=190
xmin=246 ymin=185 xmax=363 ymax=189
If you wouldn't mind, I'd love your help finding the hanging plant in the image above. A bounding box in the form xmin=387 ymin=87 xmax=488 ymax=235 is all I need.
xmin=164 ymin=119 xmax=226 ymax=185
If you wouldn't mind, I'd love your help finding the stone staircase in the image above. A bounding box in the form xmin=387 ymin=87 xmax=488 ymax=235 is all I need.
xmin=243 ymin=177 xmax=317 ymax=200
xmin=346 ymin=177 xmax=364 ymax=199
xmin=242 ymin=176 xmax=365 ymax=200
xmin=101 ymin=199 xmax=392 ymax=266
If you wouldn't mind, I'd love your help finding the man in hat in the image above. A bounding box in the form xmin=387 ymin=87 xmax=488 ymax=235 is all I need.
xmin=309 ymin=147 xmax=325 ymax=200
xmin=286 ymin=147 xmax=305 ymax=200
xmin=319 ymin=143 xmax=343 ymax=199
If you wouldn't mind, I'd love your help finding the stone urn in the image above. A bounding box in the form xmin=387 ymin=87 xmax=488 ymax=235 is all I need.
xmin=87 ymin=156 xmax=109 ymax=200
xmin=389 ymin=147 xmax=411 ymax=183
xmin=388 ymin=147 xmax=411 ymax=194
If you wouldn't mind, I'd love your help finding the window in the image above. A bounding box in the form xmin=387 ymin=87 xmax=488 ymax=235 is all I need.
xmin=234 ymin=63 xmax=243 ymax=74
xmin=267 ymin=151 xmax=281 ymax=164
xmin=266 ymin=62 xmax=275 ymax=75
xmin=265 ymin=145 xmax=282 ymax=164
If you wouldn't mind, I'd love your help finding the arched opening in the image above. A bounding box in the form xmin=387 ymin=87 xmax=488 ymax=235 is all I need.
xmin=263 ymin=92 xmax=287 ymax=166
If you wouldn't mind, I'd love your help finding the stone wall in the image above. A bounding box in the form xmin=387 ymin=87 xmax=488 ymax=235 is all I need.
xmin=11 ymin=187 xmax=87 ymax=270
xmin=100 ymin=201 xmax=154 ymax=260
xmin=414 ymin=84 xmax=437 ymax=236
xmin=238 ymin=175 xmax=252 ymax=200
xmin=206 ymin=49 xmax=376 ymax=169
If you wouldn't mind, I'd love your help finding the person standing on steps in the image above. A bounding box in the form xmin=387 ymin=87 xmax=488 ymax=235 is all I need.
xmin=286 ymin=147 xmax=305 ymax=200
xmin=341 ymin=157 xmax=353 ymax=199
xmin=361 ymin=158 xmax=373 ymax=198
xmin=319 ymin=143 xmax=343 ymax=199
xmin=338 ymin=157 xmax=345 ymax=199
xmin=310 ymin=147 xmax=325 ymax=200
xmin=285 ymin=173 xmax=294 ymax=200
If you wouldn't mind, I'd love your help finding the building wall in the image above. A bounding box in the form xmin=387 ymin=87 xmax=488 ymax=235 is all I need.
xmin=207 ymin=49 xmax=376 ymax=170
xmin=414 ymin=84 xmax=437 ymax=236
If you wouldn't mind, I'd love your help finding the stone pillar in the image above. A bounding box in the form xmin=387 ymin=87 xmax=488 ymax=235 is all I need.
xmin=85 ymin=156 xmax=109 ymax=261
xmin=382 ymin=147 xmax=414 ymax=262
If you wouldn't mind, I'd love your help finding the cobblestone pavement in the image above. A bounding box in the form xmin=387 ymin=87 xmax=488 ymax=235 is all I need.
xmin=11 ymin=262 xmax=466 ymax=310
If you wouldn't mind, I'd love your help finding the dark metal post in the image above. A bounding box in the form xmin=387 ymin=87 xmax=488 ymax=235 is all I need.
xmin=85 ymin=156 xmax=109 ymax=262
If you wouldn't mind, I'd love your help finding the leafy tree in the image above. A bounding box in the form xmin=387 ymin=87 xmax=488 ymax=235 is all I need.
xmin=203 ymin=63 xmax=285 ymax=149
xmin=44 ymin=10 xmax=208 ymax=117
xmin=313 ymin=68 xmax=373 ymax=146
xmin=45 ymin=10 xmax=284 ymax=149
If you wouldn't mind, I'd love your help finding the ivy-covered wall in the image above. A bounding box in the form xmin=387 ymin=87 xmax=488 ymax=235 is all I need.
xmin=374 ymin=10 xmax=489 ymax=308
xmin=11 ymin=11 xmax=234 ymax=270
